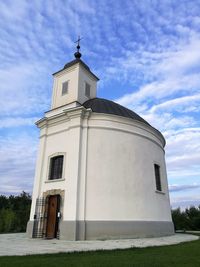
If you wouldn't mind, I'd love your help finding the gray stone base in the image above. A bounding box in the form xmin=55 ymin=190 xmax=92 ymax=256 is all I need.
xmin=59 ymin=220 xmax=174 ymax=240
xmin=26 ymin=220 xmax=34 ymax=238
xmin=27 ymin=219 xmax=174 ymax=240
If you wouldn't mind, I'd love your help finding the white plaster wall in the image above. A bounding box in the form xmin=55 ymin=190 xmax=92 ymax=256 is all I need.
xmin=31 ymin=108 xmax=89 ymax=222
xmin=51 ymin=65 xmax=79 ymax=109
xmin=40 ymin=130 xmax=78 ymax=221
xmin=77 ymin=65 xmax=97 ymax=104
xmin=29 ymin=126 xmax=70 ymax=221
xmin=85 ymin=114 xmax=172 ymax=221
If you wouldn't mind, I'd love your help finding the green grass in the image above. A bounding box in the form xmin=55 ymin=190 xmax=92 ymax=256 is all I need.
xmin=0 ymin=239 xmax=200 ymax=267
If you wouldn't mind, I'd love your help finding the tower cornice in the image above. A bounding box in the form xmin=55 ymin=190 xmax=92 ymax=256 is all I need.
xmin=52 ymin=59 xmax=99 ymax=81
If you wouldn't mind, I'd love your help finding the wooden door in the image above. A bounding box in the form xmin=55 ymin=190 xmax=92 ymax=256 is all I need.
xmin=46 ymin=195 xmax=59 ymax=239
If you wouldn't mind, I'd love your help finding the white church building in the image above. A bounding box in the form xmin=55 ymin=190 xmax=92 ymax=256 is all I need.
xmin=27 ymin=44 xmax=174 ymax=240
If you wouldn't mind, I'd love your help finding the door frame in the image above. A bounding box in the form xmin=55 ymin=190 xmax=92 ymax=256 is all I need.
xmin=45 ymin=194 xmax=61 ymax=239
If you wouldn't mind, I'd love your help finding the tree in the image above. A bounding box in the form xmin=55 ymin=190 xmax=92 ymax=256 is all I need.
xmin=171 ymin=206 xmax=200 ymax=231
xmin=185 ymin=206 xmax=200 ymax=230
xmin=0 ymin=192 xmax=31 ymax=233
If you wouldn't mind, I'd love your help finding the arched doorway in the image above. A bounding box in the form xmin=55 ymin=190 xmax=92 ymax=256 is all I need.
xmin=46 ymin=194 xmax=61 ymax=239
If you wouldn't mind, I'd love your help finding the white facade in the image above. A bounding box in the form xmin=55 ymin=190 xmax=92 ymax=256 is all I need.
xmin=27 ymin=57 xmax=174 ymax=240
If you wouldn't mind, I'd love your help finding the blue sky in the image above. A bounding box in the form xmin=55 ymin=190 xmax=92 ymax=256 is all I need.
xmin=0 ymin=0 xmax=200 ymax=209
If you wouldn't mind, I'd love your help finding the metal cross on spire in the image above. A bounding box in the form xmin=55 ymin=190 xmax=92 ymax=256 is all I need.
xmin=74 ymin=36 xmax=82 ymax=59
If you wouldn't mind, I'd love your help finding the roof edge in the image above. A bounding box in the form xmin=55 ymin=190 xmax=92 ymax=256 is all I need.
xmin=52 ymin=58 xmax=99 ymax=80
xmin=82 ymin=97 xmax=166 ymax=147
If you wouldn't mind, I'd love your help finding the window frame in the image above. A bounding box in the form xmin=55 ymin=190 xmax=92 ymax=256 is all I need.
xmin=47 ymin=153 xmax=66 ymax=181
xmin=154 ymin=163 xmax=162 ymax=192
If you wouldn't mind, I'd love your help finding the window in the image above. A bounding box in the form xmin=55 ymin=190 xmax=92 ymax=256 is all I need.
xmin=49 ymin=155 xmax=64 ymax=180
xmin=62 ymin=81 xmax=68 ymax=95
xmin=85 ymin=82 xmax=90 ymax=97
xmin=154 ymin=164 xmax=162 ymax=191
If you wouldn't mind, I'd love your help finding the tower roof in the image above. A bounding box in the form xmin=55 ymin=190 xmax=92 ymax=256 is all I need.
xmin=52 ymin=58 xmax=99 ymax=81
xmin=53 ymin=36 xmax=99 ymax=80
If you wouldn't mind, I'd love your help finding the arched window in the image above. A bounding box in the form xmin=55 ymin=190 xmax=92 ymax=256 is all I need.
xmin=49 ymin=155 xmax=64 ymax=180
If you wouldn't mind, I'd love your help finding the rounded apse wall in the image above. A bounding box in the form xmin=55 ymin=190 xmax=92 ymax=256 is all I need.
xmin=82 ymin=113 xmax=174 ymax=239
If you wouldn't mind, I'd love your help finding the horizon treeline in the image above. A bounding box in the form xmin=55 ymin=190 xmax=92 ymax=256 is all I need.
xmin=171 ymin=206 xmax=200 ymax=231
xmin=0 ymin=192 xmax=200 ymax=233
xmin=0 ymin=191 xmax=31 ymax=233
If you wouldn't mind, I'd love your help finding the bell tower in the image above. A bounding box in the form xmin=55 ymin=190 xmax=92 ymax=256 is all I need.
xmin=51 ymin=38 xmax=99 ymax=110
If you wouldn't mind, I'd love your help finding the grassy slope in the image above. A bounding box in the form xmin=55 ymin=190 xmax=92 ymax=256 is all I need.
xmin=0 ymin=239 xmax=200 ymax=267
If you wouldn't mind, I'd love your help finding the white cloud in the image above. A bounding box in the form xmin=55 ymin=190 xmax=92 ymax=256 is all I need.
xmin=113 ymin=33 xmax=200 ymax=112
xmin=169 ymin=184 xmax=200 ymax=192
xmin=0 ymin=0 xmax=29 ymax=21
xmin=0 ymin=133 xmax=38 ymax=195
xmin=164 ymin=127 xmax=200 ymax=184
xmin=115 ymin=69 xmax=200 ymax=110
xmin=166 ymin=128 xmax=200 ymax=155
xmin=113 ymin=34 xmax=200 ymax=210
xmin=0 ymin=62 xmax=51 ymax=116
xmin=0 ymin=117 xmax=39 ymax=128
xmin=153 ymin=37 xmax=200 ymax=77
xmin=149 ymin=94 xmax=200 ymax=113
xmin=68 ymin=0 xmax=95 ymax=14
xmin=170 ymin=195 xmax=200 ymax=209
xmin=143 ymin=113 xmax=196 ymax=132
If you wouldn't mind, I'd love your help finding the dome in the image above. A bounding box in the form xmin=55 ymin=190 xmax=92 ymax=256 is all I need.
xmin=83 ymin=98 xmax=165 ymax=143
xmin=83 ymin=97 xmax=150 ymax=126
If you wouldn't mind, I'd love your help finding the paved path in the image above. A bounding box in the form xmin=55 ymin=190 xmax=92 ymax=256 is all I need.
xmin=0 ymin=233 xmax=198 ymax=256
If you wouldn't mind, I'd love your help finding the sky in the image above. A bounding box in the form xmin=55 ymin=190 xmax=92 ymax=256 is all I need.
xmin=0 ymin=0 xmax=200 ymax=209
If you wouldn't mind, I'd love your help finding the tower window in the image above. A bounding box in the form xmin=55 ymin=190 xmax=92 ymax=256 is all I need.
xmin=62 ymin=81 xmax=68 ymax=96
xmin=85 ymin=82 xmax=90 ymax=97
xmin=154 ymin=164 xmax=162 ymax=191
xmin=49 ymin=155 xmax=64 ymax=180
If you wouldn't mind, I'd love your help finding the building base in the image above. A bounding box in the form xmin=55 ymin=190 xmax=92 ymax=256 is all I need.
xmin=59 ymin=220 xmax=174 ymax=240
xmin=27 ymin=220 xmax=174 ymax=240
xmin=26 ymin=220 xmax=34 ymax=238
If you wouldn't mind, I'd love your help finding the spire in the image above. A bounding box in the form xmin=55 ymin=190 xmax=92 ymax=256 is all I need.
xmin=74 ymin=36 xmax=82 ymax=59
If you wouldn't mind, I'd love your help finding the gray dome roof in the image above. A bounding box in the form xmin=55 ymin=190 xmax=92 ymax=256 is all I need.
xmin=82 ymin=98 xmax=165 ymax=144
xmin=83 ymin=97 xmax=150 ymax=126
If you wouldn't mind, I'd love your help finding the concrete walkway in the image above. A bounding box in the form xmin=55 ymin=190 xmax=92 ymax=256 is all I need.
xmin=0 ymin=233 xmax=198 ymax=256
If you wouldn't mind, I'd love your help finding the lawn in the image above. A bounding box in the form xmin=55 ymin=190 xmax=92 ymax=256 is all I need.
xmin=0 ymin=239 xmax=199 ymax=267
